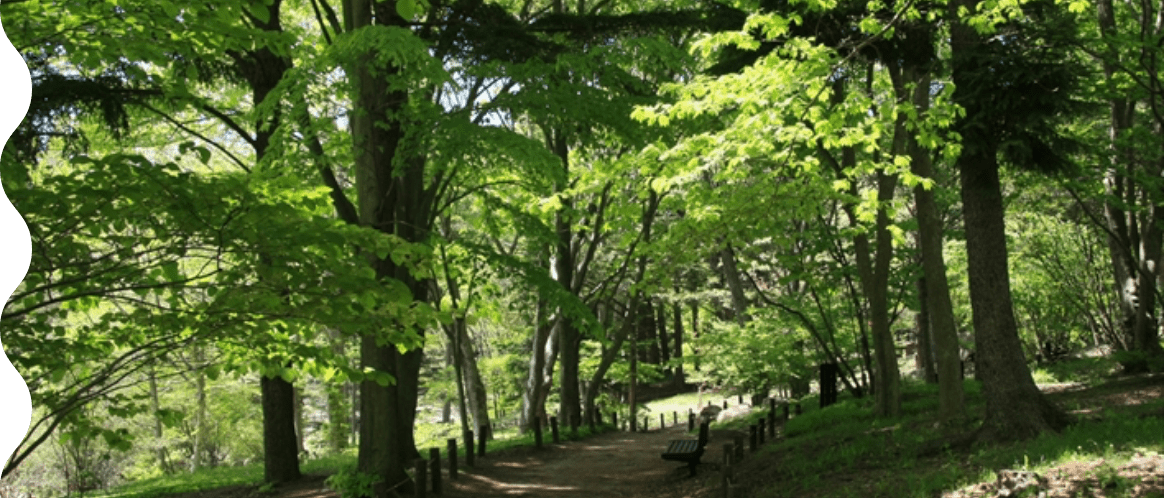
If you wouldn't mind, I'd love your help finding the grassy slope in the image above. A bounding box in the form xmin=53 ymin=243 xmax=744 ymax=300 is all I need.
xmin=707 ymin=357 xmax=1164 ymax=498
xmin=92 ymin=357 xmax=1164 ymax=498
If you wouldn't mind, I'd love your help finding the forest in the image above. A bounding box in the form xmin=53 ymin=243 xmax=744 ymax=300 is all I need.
xmin=0 ymin=0 xmax=1162 ymax=496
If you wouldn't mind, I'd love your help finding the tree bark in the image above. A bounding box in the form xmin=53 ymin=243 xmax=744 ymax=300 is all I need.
xmin=261 ymin=372 xmax=302 ymax=484
xmin=521 ymin=295 xmax=552 ymax=432
xmin=720 ymin=245 xmax=751 ymax=326
xmin=148 ymin=365 xmax=171 ymax=473
xmin=905 ymin=67 xmax=964 ymax=423
xmin=346 ymin=2 xmax=433 ymax=493
xmin=949 ymin=0 xmax=1071 ymax=441
xmin=915 ymin=276 xmax=937 ymax=383
xmin=582 ymin=190 xmax=659 ymax=425
xmin=657 ymin=302 xmax=669 ymax=369
xmin=294 ymin=386 xmax=305 ymax=455
xmin=672 ymin=301 xmax=685 ymax=385
xmin=458 ymin=322 xmax=493 ymax=439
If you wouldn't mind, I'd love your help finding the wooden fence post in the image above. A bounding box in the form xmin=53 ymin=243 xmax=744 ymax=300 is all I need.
xmin=550 ymin=416 xmax=560 ymax=443
xmin=722 ymin=444 xmax=734 ymax=498
xmin=749 ymin=425 xmax=757 ymax=452
xmin=611 ymin=411 xmax=618 ymax=430
xmin=465 ymin=430 xmax=474 ymax=467
xmin=688 ymin=412 xmax=695 ymax=431
xmin=429 ymin=448 xmax=441 ymax=495
xmin=733 ymin=435 xmax=743 ymax=461
xmin=660 ymin=413 xmax=665 ymax=429
xmin=414 ymin=458 xmax=427 ymax=498
xmin=446 ymin=439 xmax=458 ymax=480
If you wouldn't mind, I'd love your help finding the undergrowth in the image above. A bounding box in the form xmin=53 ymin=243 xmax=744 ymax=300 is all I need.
xmin=711 ymin=357 xmax=1164 ymax=498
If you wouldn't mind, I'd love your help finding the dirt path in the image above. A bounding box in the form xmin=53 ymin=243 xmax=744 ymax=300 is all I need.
xmin=263 ymin=424 xmax=725 ymax=498
xmin=440 ymin=425 xmax=719 ymax=498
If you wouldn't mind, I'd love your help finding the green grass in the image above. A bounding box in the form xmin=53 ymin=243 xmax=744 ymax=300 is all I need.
xmin=90 ymin=357 xmax=1161 ymax=498
xmin=736 ymin=358 xmax=1164 ymax=498
xmin=91 ymin=416 xmax=618 ymax=498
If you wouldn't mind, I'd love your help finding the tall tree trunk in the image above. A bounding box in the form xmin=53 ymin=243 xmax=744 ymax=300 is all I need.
xmin=833 ymin=66 xmax=900 ymax=416
xmin=261 ymin=372 xmax=301 ymax=483
xmin=346 ymin=2 xmax=433 ymax=493
xmin=583 ymin=190 xmax=659 ymax=424
xmin=521 ymin=295 xmax=552 ymax=432
xmin=657 ymin=300 xmax=670 ymax=373
xmin=189 ymin=347 xmax=207 ymax=473
xmin=229 ymin=0 xmax=303 ymax=481
xmin=672 ymin=301 xmax=685 ymax=385
xmin=325 ymin=329 xmax=350 ymax=454
xmin=1096 ymin=0 xmax=1141 ymax=356
xmin=915 ymin=276 xmax=937 ymax=383
xmin=326 ymin=384 xmax=350 ymax=454
xmin=629 ymin=333 xmax=638 ymax=432
xmin=294 ymin=386 xmax=305 ymax=455
xmin=855 ymin=168 xmax=901 ymax=417
xmin=657 ymin=300 xmax=670 ymax=368
xmin=148 ymin=365 xmax=171 ymax=473
xmin=549 ymin=129 xmax=583 ymax=431
xmin=458 ymin=322 xmax=493 ymax=439
xmin=905 ymin=66 xmax=964 ymax=423
xmin=643 ymin=300 xmax=659 ymax=365
xmin=949 ymin=0 xmax=1071 ymax=442
xmin=720 ymin=245 xmax=751 ymax=326
xmin=690 ymin=303 xmax=701 ymax=372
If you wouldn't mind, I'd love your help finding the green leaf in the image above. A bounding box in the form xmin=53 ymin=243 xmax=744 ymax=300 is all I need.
xmin=396 ymin=0 xmax=419 ymax=20
xmin=162 ymin=261 xmax=181 ymax=282
xmin=248 ymin=1 xmax=271 ymax=24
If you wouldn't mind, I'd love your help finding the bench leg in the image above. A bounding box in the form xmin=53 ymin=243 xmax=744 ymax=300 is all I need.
xmin=688 ymin=461 xmax=697 ymax=477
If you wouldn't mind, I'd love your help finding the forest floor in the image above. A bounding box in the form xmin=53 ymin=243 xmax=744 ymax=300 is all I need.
xmin=177 ymin=424 xmax=732 ymax=498
xmin=156 ymin=373 xmax=1164 ymax=498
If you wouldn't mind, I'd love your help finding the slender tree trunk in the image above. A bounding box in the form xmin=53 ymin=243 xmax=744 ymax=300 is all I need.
xmin=1096 ymin=0 xmax=1141 ymax=355
xmin=325 ymin=329 xmax=350 ymax=454
xmin=521 ymin=296 xmax=552 ymax=432
xmin=148 ymin=365 xmax=171 ymax=473
xmin=905 ymin=66 xmax=964 ymax=423
xmin=915 ymin=276 xmax=937 ymax=383
xmin=326 ymin=384 xmax=350 ymax=453
xmin=657 ymin=301 xmax=670 ymax=369
xmin=672 ymin=302 xmax=685 ymax=385
xmin=691 ymin=303 xmax=701 ymax=372
xmin=583 ymin=191 xmax=659 ymax=424
xmin=294 ymin=386 xmax=305 ymax=455
xmin=720 ymin=245 xmax=751 ymax=326
xmin=458 ymin=322 xmax=493 ymax=439
xmin=190 ymin=350 xmax=206 ymax=473
xmin=639 ymin=300 xmax=656 ymax=364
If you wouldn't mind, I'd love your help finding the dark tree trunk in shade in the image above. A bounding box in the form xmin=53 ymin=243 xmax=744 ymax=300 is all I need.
xmin=657 ymin=300 xmax=670 ymax=370
xmin=261 ymin=375 xmax=302 ymax=484
xmin=672 ymin=302 xmax=685 ymax=384
xmin=904 ymin=65 xmax=963 ymax=423
xmin=915 ymin=276 xmax=938 ymax=383
xmin=950 ymin=0 xmax=1070 ymax=440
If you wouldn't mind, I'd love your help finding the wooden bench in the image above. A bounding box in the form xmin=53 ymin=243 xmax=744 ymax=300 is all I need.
xmin=661 ymin=422 xmax=709 ymax=476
